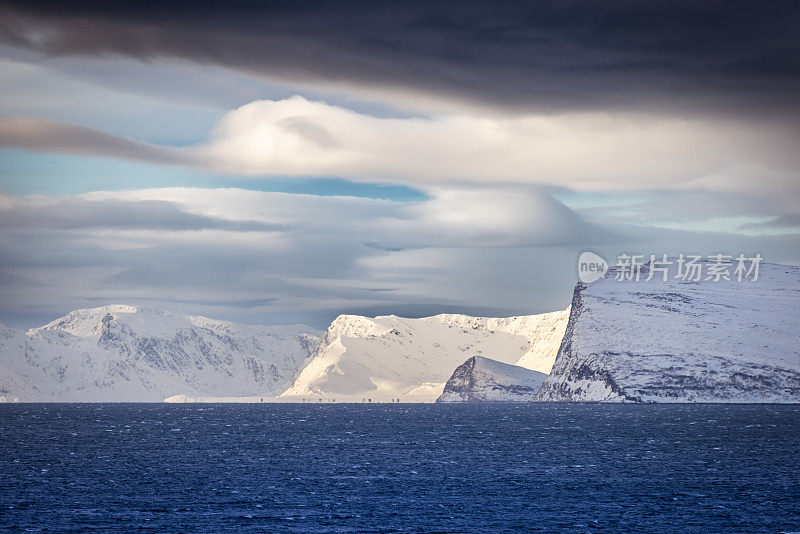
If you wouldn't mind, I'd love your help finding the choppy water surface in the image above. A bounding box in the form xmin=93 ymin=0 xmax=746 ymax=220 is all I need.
xmin=1 ymin=403 xmax=798 ymax=532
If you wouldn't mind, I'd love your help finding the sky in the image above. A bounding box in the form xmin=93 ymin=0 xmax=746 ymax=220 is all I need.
xmin=0 ymin=1 xmax=798 ymax=328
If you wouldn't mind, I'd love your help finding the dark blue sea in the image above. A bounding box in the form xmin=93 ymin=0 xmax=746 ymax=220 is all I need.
xmin=1 ymin=404 xmax=798 ymax=533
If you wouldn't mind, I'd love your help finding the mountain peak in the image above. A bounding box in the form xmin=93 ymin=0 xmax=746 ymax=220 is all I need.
xmin=28 ymin=304 xmax=186 ymax=338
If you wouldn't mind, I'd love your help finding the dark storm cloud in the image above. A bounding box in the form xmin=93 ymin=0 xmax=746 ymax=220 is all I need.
xmin=0 ymin=1 xmax=798 ymax=114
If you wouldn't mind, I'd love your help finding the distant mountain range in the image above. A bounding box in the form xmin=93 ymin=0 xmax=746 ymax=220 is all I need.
xmin=2 ymin=262 xmax=798 ymax=403
xmin=0 ymin=305 xmax=320 ymax=402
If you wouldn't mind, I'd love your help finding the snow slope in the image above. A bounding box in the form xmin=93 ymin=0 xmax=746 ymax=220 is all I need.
xmin=437 ymin=356 xmax=547 ymax=402
xmin=537 ymin=263 xmax=800 ymax=402
xmin=281 ymin=311 xmax=568 ymax=402
xmin=0 ymin=305 xmax=321 ymax=402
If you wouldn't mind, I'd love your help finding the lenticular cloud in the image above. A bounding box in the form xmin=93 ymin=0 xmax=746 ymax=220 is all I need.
xmin=193 ymin=97 xmax=800 ymax=196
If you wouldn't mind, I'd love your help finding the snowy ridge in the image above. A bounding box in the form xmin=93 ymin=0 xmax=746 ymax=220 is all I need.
xmin=281 ymin=310 xmax=568 ymax=402
xmin=0 ymin=305 xmax=321 ymax=402
xmin=437 ymin=356 xmax=547 ymax=402
xmin=537 ymin=263 xmax=800 ymax=403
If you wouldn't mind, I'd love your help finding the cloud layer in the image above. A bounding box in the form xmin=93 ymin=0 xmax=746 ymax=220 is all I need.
xmin=0 ymin=187 xmax=600 ymax=326
xmin=3 ymin=97 xmax=799 ymax=202
xmin=1 ymin=187 xmax=798 ymax=329
xmin=1 ymin=1 xmax=799 ymax=116
xmin=0 ymin=117 xmax=183 ymax=164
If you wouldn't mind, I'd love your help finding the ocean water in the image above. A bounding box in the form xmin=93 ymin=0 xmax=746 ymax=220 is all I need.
xmin=1 ymin=403 xmax=798 ymax=533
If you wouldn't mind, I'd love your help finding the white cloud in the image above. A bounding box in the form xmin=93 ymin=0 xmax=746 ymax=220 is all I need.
xmin=195 ymin=96 xmax=800 ymax=195
xmin=85 ymin=185 xmax=609 ymax=249
xmin=4 ymin=96 xmax=797 ymax=199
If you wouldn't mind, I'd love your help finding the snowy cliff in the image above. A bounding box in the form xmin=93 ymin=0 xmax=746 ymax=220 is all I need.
xmin=437 ymin=356 xmax=547 ymax=402
xmin=281 ymin=311 xmax=568 ymax=402
xmin=0 ymin=305 xmax=321 ymax=402
xmin=537 ymin=263 xmax=800 ymax=403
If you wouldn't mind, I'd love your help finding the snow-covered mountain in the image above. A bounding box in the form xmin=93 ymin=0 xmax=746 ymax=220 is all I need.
xmin=280 ymin=311 xmax=569 ymax=402
xmin=437 ymin=356 xmax=547 ymax=402
xmin=12 ymin=262 xmax=793 ymax=405
xmin=0 ymin=305 xmax=321 ymax=402
xmin=537 ymin=263 xmax=800 ymax=403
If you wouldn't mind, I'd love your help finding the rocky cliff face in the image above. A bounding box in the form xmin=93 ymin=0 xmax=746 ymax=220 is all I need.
xmin=0 ymin=305 xmax=321 ymax=402
xmin=437 ymin=356 xmax=547 ymax=402
xmin=537 ymin=263 xmax=800 ymax=403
